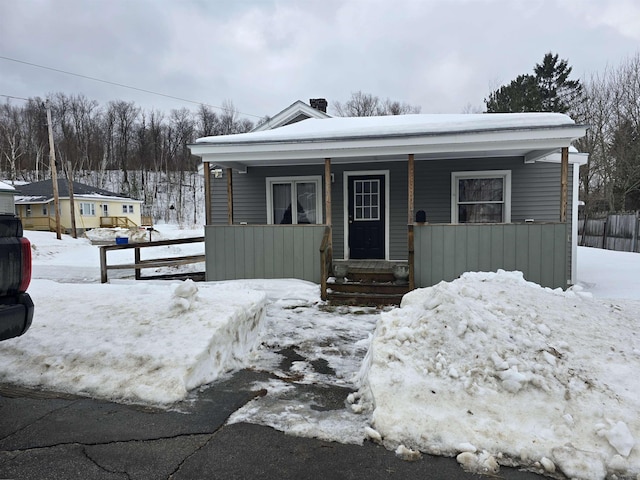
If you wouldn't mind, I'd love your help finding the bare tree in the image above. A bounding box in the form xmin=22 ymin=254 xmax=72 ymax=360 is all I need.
xmin=333 ymin=91 xmax=421 ymax=116
xmin=333 ymin=91 xmax=381 ymax=116
xmin=575 ymin=53 xmax=640 ymax=212
xmin=106 ymin=100 xmax=140 ymax=195
xmin=0 ymin=102 xmax=26 ymax=183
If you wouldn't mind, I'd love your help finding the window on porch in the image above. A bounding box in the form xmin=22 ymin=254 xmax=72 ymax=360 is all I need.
xmin=451 ymin=170 xmax=511 ymax=223
xmin=266 ymin=176 xmax=322 ymax=224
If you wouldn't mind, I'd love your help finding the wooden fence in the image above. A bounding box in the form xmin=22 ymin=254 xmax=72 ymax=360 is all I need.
xmin=99 ymin=237 xmax=205 ymax=283
xmin=578 ymin=212 xmax=640 ymax=253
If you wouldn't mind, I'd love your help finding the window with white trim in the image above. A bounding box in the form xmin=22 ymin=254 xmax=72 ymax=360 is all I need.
xmin=79 ymin=202 xmax=96 ymax=216
xmin=122 ymin=204 xmax=134 ymax=214
xmin=266 ymin=176 xmax=322 ymax=224
xmin=451 ymin=170 xmax=511 ymax=223
xmin=353 ymin=179 xmax=380 ymax=221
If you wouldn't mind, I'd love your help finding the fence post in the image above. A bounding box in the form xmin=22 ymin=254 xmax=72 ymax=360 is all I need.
xmin=631 ymin=210 xmax=640 ymax=253
xmin=100 ymin=246 xmax=108 ymax=283
xmin=135 ymin=247 xmax=141 ymax=280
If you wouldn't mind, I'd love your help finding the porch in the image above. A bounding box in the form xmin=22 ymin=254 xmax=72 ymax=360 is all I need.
xmin=203 ymin=221 xmax=569 ymax=304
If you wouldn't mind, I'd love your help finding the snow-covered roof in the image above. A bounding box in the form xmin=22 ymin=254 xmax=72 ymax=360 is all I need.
xmin=13 ymin=179 xmax=141 ymax=204
xmin=0 ymin=180 xmax=16 ymax=192
xmin=189 ymin=113 xmax=588 ymax=170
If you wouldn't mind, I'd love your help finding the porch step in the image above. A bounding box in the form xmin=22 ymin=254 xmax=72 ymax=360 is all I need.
xmin=327 ymin=281 xmax=410 ymax=306
xmin=328 ymin=260 xmax=410 ymax=306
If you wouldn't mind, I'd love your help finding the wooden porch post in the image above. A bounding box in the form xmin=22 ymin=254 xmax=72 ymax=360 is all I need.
xmin=203 ymin=162 xmax=212 ymax=225
xmin=408 ymin=154 xmax=415 ymax=290
xmin=324 ymin=158 xmax=333 ymax=264
xmin=408 ymin=154 xmax=415 ymax=224
xmin=324 ymin=158 xmax=332 ymax=229
xmin=226 ymin=168 xmax=234 ymax=225
xmin=320 ymin=158 xmax=333 ymax=300
xmin=560 ymin=147 xmax=568 ymax=223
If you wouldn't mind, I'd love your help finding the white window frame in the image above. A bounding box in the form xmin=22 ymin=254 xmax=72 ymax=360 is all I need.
xmin=79 ymin=202 xmax=96 ymax=216
xmin=451 ymin=170 xmax=511 ymax=223
xmin=265 ymin=176 xmax=323 ymax=224
xmin=122 ymin=204 xmax=134 ymax=214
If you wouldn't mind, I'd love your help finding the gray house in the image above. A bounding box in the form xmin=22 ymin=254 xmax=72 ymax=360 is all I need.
xmin=189 ymin=101 xmax=587 ymax=300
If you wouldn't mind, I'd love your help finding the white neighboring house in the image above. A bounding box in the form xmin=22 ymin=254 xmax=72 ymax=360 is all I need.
xmin=14 ymin=179 xmax=144 ymax=233
xmin=0 ymin=181 xmax=16 ymax=215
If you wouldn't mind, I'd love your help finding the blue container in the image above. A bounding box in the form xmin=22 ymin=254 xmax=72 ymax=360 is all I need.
xmin=115 ymin=237 xmax=129 ymax=245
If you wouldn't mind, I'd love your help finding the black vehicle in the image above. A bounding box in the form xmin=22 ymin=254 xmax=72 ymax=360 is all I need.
xmin=0 ymin=214 xmax=34 ymax=341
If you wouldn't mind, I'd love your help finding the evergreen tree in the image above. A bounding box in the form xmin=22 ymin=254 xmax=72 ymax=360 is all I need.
xmin=484 ymin=74 xmax=541 ymax=113
xmin=534 ymin=53 xmax=582 ymax=113
xmin=485 ymin=53 xmax=582 ymax=114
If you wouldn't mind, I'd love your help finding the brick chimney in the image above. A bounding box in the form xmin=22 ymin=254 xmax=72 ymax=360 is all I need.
xmin=309 ymin=98 xmax=328 ymax=113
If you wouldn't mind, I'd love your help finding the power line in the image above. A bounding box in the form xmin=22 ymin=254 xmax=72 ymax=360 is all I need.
xmin=0 ymin=55 xmax=263 ymax=119
xmin=1 ymin=94 xmax=30 ymax=102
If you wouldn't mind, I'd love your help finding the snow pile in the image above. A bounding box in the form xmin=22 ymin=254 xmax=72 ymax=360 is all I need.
xmin=0 ymin=279 xmax=266 ymax=405
xmin=353 ymin=270 xmax=640 ymax=479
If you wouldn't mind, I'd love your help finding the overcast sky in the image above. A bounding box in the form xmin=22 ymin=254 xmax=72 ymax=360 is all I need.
xmin=1 ymin=0 xmax=639 ymax=122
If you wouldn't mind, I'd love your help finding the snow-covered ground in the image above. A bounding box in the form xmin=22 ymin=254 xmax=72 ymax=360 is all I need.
xmin=1 ymin=226 xmax=638 ymax=479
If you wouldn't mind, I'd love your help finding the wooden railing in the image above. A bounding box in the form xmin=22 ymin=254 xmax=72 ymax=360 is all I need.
xmin=99 ymin=236 xmax=205 ymax=283
xmin=319 ymin=226 xmax=333 ymax=301
xmin=100 ymin=216 xmax=138 ymax=228
xmin=20 ymin=215 xmax=61 ymax=232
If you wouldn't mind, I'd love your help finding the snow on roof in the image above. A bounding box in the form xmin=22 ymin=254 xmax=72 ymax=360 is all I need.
xmin=0 ymin=181 xmax=15 ymax=192
xmin=196 ymin=113 xmax=577 ymax=144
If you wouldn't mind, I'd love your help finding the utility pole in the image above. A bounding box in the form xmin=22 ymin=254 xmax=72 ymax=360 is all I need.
xmin=45 ymin=100 xmax=61 ymax=240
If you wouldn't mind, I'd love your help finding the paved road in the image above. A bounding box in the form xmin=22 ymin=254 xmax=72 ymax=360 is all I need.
xmin=0 ymin=370 xmax=546 ymax=480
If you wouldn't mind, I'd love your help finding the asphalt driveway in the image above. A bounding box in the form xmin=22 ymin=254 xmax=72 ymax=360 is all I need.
xmin=0 ymin=369 xmax=548 ymax=480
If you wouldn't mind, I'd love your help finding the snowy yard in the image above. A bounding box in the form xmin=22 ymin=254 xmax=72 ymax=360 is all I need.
xmin=1 ymin=224 xmax=639 ymax=479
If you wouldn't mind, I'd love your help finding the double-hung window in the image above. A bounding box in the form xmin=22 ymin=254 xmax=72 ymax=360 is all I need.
xmin=266 ymin=176 xmax=322 ymax=224
xmin=451 ymin=170 xmax=511 ymax=223
xmin=122 ymin=204 xmax=134 ymax=214
xmin=79 ymin=202 xmax=96 ymax=216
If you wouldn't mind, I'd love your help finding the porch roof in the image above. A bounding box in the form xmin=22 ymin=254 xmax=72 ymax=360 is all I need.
xmin=189 ymin=113 xmax=587 ymax=171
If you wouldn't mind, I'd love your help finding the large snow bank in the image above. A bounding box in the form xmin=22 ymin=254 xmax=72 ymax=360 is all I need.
xmin=0 ymin=279 xmax=266 ymax=405
xmin=353 ymin=270 xmax=639 ymax=479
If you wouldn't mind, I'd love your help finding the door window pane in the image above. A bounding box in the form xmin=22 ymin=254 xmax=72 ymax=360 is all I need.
xmin=354 ymin=179 xmax=380 ymax=221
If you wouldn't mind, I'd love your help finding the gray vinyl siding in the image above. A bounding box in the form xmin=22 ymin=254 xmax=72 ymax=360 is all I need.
xmin=207 ymin=156 xmax=574 ymax=265
xmin=413 ymin=157 xmax=573 ymax=224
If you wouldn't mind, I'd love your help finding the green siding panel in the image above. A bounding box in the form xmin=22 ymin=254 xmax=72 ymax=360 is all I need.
xmin=205 ymin=225 xmax=325 ymax=282
xmin=414 ymin=223 xmax=568 ymax=289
